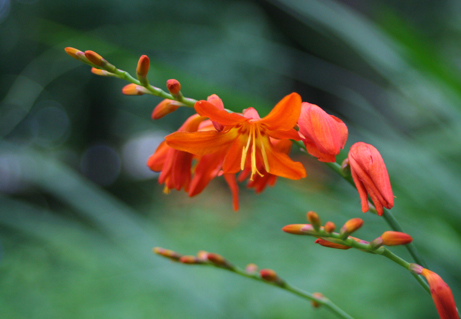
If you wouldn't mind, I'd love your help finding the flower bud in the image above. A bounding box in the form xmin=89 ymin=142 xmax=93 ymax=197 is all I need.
xmin=65 ymin=47 xmax=83 ymax=60
xmin=260 ymin=269 xmax=285 ymax=286
xmin=196 ymin=250 xmax=209 ymax=261
xmin=348 ymin=142 xmax=394 ymax=216
xmin=324 ymin=221 xmax=336 ymax=233
xmin=84 ymin=50 xmax=116 ymax=73
xmin=153 ymin=247 xmax=182 ymax=261
xmin=207 ymin=253 xmax=234 ymax=269
xmin=381 ymin=231 xmax=413 ymax=246
xmin=245 ymin=263 xmax=258 ymax=274
xmin=151 ymin=99 xmax=182 ymax=120
xmin=137 ymin=55 xmax=150 ymax=78
xmin=307 ymin=211 xmax=321 ymax=231
xmin=340 ymin=218 xmax=363 ymax=238
xmin=122 ymin=83 xmax=150 ymax=96
xmin=421 ymin=268 xmax=458 ymax=319
xmin=167 ymin=79 xmax=181 ymax=95
xmin=91 ymin=67 xmax=115 ymax=76
xmin=315 ymin=238 xmax=351 ymax=250
xmin=282 ymin=224 xmax=317 ymax=236
xmin=179 ymin=255 xmax=203 ymax=264
xmin=311 ymin=292 xmax=325 ymax=308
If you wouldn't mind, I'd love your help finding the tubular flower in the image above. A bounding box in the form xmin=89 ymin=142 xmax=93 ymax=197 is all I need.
xmin=348 ymin=142 xmax=394 ymax=216
xmin=298 ymin=102 xmax=348 ymax=162
xmin=147 ymin=114 xmax=205 ymax=193
xmin=420 ymin=269 xmax=458 ymax=319
xmin=165 ymin=93 xmax=306 ymax=181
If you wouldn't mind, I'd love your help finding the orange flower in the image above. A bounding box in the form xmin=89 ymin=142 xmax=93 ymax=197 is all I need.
xmin=348 ymin=142 xmax=394 ymax=216
xmin=147 ymin=114 xmax=205 ymax=193
xmin=421 ymin=269 xmax=458 ymax=319
xmin=298 ymin=102 xmax=348 ymax=162
xmin=165 ymin=93 xmax=306 ymax=181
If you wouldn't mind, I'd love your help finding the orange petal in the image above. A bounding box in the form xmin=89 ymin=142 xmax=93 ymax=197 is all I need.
xmin=222 ymin=135 xmax=247 ymax=174
xmin=147 ymin=140 xmax=169 ymax=172
xmin=223 ymin=174 xmax=239 ymax=211
xmin=421 ymin=269 xmax=458 ymax=319
xmin=189 ymin=150 xmax=226 ymax=197
xmin=260 ymin=93 xmax=302 ymax=131
xmin=266 ymin=128 xmax=301 ymax=141
xmin=165 ymin=130 xmax=236 ymax=155
xmin=264 ymin=144 xmax=306 ymax=180
xmin=195 ymin=100 xmax=246 ymax=126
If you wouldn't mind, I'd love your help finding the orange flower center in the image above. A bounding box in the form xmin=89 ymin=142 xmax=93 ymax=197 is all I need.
xmin=239 ymin=123 xmax=270 ymax=180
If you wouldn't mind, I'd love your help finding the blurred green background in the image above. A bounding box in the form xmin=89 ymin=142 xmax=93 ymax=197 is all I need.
xmin=1 ymin=0 xmax=461 ymax=318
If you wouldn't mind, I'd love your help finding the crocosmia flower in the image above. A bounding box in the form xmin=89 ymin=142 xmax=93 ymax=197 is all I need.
xmin=147 ymin=114 xmax=205 ymax=193
xmin=298 ymin=102 xmax=348 ymax=162
xmin=421 ymin=268 xmax=458 ymax=319
xmin=165 ymin=93 xmax=306 ymax=181
xmin=348 ymin=142 xmax=393 ymax=216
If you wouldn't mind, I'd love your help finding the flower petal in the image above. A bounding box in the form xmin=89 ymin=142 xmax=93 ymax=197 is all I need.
xmin=260 ymin=93 xmax=302 ymax=131
xmin=223 ymin=174 xmax=239 ymax=211
xmin=264 ymin=142 xmax=306 ymax=180
xmin=166 ymin=130 xmax=236 ymax=155
xmin=147 ymin=141 xmax=169 ymax=172
xmin=195 ymin=100 xmax=246 ymax=126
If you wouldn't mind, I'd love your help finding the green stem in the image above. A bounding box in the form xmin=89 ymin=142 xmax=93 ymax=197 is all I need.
xmin=296 ymin=141 xmax=427 ymax=268
xmin=215 ymin=265 xmax=355 ymax=319
xmin=380 ymin=249 xmax=430 ymax=294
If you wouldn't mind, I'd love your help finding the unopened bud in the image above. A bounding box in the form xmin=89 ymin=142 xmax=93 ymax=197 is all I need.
xmin=206 ymin=94 xmax=225 ymax=131
xmin=311 ymin=292 xmax=325 ymax=308
xmin=315 ymin=238 xmax=351 ymax=250
xmin=324 ymin=221 xmax=336 ymax=233
xmin=167 ymin=79 xmax=181 ymax=95
xmin=179 ymin=255 xmax=203 ymax=264
xmin=207 ymin=253 xmax=234 ymax=269
xmin=84 ymin=50 xmax=116 ymax=73
xmin=282 ymin=224 xmax=317 ymax=236
xmin=196 ymin=250 xmax=209 ymax=261
xmin=153 ymin=247 xmax=182 ymax=261
xmin=340 ymin=218 xmax=363 ymax=238
xmin=65 ymin=47 xmax=93 ymax=64
xmin=136 ymin=55 xmax=150 ymax=85
xmin=307 ymin=211 xmax=321 ymax=231
xmin=152 ymin=99 xmax=182 ymax=120
xmin=381 ymin=231 xmax=413 ymax=246
xmin=91 ymin=67 xmax=115 ymax=77
xmin=260 ymin=269 xmax=285 ymax=286
xmin=245 ymin=263 xmax=258 ymax=274
xmin=122 ymin=83 xmax=150 ymax=96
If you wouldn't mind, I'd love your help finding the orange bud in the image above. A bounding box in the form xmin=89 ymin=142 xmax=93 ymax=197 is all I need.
xmin=122 ymin=83 xmax=149 ymax=96
xmin=91 ymin=67 xmax=113 ymax=76
xmin=196 ymin=250 xmax=209 ymax=261
xmin=421 ymin=269 xmax=459 ymax=319
xmin=324 ymin=221 xmax=336 ymax=233
xmin=245 ymin=263 xmax=258 ymax=274
xmin=282 ymin=224 xmax=317 ymax=236
xmin=298 ymin=102 xmax=348 ymax=163
xmin=260 ymin=269 xmax=284 ymax=285
xmin=167 ymin=79 xmax=181 ymax=95
xmin=348 ymin=142 xmax=394 ymax=216
xmin=340 ymin=218 xmax=363 ymax=238
xmin=65 ymin=47 xmax=83 ymax=60
xmin=381 ymin=231 xmax=413 ymax=246
xmin=136 ymin=55 xmax=150 ymax=78
xmin=307 ymin=211 xmax=321 ymax=231
xmin=311 ymin=292 xmax=325 ymax=308
xmin=84 ymin=50 xmax=104 ymax=66
xmin=207 ymin=253 xmax=234 ymax=269
xmin=151 ymin=99 xmax=182 ymax=120
xmin=179 ymin=255 xmax=202 ymax=264
xmin=315 ymin=238 xmax=351 ymax=250
xmin=153 ymin=247 xmax=182 ymax=261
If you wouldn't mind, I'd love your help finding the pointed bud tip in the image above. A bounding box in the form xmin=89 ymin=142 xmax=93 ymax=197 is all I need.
xmin=151 ymin=99 xmax=181 ymax=119
xmin=137 ymin=55 xmax=150 ymax=78
xmin=65 ymin=47 xmax=82 ymax=60
xmin=315 ymin=238 xmax=351 ymax=250
xmin=167 ymin=79 xmax=181 ymax=95
xmin=84 ymin=50 xmax=104 ymax=66
xmin=260 ymin=269 xmax=278 ymax=282
xmin=282 ymin=224 xmax=315 ymax=235
xmin=324 ymin=221 xmax=336 ymax=233
xmin=381 ymin=231 xmax=413 ymax=246
xmin=122 ymin=83 xmax=144 ymax=96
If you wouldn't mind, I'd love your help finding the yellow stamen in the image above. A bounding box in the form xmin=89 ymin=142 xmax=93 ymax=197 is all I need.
xmin=241 ymin=126 xmax=252 ymax=170
xmin=163 ymin=185 xmax=171 ymax=194
xmin=250 ymin=126 xmax=264 ymax=180
xmin=256 ymin=127 xmax=270 ymax=173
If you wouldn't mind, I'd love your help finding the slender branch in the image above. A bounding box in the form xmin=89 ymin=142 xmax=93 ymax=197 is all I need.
xmin=294 ymin=141 xmax=427 ymax=268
